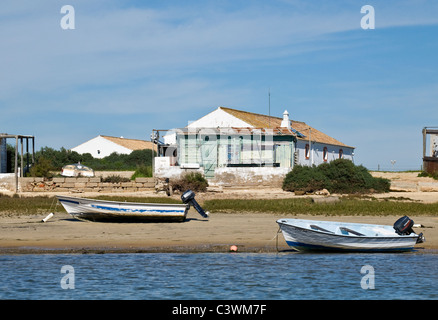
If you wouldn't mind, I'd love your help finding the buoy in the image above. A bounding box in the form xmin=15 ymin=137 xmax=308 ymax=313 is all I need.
xmin=229 ymin=245 xmax=238 ymax=252
xmin=42 ymin=213 xmax=54 ymax=223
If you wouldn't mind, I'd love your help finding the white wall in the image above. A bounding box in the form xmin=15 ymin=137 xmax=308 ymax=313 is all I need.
xmin=71 ymin=136 xmax=132 ymax=159
xmin=212 ymin=167 xmax=291 ymax=187
xmin=187 ymin=107 xmax=250 ymax=128
xmin=162 ymin=108 xmax=250 ymax=147
xmin=154 ymin=157 xmax=203 ymax=179
xmin=296 ymin=140 xmax=354 ymax=166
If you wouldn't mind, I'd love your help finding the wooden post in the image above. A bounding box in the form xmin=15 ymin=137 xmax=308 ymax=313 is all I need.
xmin=26 ymin=137 xmax=29 ymax=174
xmin=20 ymin=137 xmax=24 ymax=178
xmin=15 ymin=136 xmax=18 ymax=192
xmin=423 ymin=127 xmax=427 ymax=158
xmin=32 ymin=136 xmax=35 ymax=164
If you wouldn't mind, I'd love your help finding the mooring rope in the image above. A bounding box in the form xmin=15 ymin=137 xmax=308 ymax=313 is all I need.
xmin=48 ymin=196 xmax=58 ymax=213
xmin=275 ymin=226 xmax=282 ymax=252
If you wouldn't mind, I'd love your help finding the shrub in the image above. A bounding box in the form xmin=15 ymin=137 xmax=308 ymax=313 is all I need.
xmin=282 ymin=159 xmax=390 ymax=194
xmin=370 ymin=177 xmax=391 ymax=192
xmin=29 ymin=156 xmax=54 ymax=178
xmin=172 ymin=172 xmax=209 ymax=193
xmin=318 ymin=159 xmax=370 ymax=193
xmin=282 ymin=165 xmax=329 ymax=193
xmin=102 ymin=175 xmax=130 ymax=183
xmin=418 ymin=171 xmax=438 ymax=180
xmin=131 ymin=165 xmax=153 ymax=180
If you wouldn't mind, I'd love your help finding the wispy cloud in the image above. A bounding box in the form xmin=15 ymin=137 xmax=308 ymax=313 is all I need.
xmin=2 ymin=1 xmax=437 ymax=101
xmin=1 ymin=0 xmax=437 ymax=168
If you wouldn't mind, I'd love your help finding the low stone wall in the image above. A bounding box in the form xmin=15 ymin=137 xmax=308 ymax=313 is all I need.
xmin=19 ymin=177 xmax=156 ymax=193
xmin=211 ymin=167 xmax=291 ymax=187
xmin=0 ymin=173 xmax=15 ymax=191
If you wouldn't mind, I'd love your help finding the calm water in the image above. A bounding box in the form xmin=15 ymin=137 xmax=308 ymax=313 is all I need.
xmin=0 ymin=252 xmax=437 ymax=300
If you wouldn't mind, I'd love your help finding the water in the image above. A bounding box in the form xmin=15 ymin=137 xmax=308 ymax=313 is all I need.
xmin=0 ymin=252 xmax=437 ymax=300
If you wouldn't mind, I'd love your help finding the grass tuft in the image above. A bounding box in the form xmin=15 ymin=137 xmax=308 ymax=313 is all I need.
xmin=1 ymin=194 xmax=437 ymax=217
xmin=204 ymin=197 xmax=438 ymax=216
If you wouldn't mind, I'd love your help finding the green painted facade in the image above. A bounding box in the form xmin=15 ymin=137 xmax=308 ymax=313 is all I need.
xmin=177 ymin=130 xmax=296 ymax=178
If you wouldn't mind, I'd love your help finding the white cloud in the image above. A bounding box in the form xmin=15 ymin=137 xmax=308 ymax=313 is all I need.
xmin=1 ymin=0 xmax=438 ymax=159
xmin=2 ymin=0 xmax=437 ymax=103
xmin=0 ymin=1 xmax=360 ymax=100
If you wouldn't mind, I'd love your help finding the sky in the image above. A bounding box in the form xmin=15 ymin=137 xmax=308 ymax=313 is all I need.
xmin=1 ymin=0 xmax=438 ymax=171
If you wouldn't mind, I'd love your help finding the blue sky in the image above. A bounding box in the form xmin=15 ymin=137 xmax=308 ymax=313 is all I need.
xmin=1 ymin=0 xmax=437 ymax=170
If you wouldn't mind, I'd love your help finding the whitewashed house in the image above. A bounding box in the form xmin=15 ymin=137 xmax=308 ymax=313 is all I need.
xmin=156 ymin=107 xmax=354 ymax=185
xmin=71 ymin=135 xmax=156 ymax=159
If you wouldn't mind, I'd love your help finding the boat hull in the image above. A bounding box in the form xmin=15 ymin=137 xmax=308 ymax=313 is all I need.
xmin=57 ymin=195 xmax=189 ymax=222
xmin=277 ymin=219 xmax=419 ymax=252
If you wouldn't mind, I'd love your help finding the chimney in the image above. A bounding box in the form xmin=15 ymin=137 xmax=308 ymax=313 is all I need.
xmin=280 ymin=110 xmax=291 ymax=129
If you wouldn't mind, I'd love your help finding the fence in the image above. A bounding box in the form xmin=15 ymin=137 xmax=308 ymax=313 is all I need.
xmin=18 ymin=177 xmax=156 ymax=193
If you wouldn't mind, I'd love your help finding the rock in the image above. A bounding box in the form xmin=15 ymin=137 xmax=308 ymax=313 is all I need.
xmin=315 ymin=189 xmax=330 ymax=196
xmin=312 ymin=196 xmax=339 ymax=204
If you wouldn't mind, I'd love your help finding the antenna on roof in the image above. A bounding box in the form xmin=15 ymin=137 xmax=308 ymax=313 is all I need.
xmin=268 ymin=87 xmax=271 ymax=129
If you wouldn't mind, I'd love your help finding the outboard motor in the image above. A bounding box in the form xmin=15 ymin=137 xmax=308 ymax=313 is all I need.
xmin=394 ymin=216 xmax=425 ymax=244
xmin=181 ymin=190 xmax=209 ymax=218
xmin=393 ymin=216 xmax=414 ymax=235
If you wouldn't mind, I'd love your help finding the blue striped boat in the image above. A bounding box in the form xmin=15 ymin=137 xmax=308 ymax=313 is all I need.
xmin=276 ymin=218 xmax=424 ymax=252
xmin=57 ymin=195 xmax=191 ymax=222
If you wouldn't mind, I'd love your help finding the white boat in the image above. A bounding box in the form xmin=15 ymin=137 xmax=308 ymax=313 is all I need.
xmin=276 ymin=217 xmax=424 ymax=252
xmin=61 ymin=163 xmax=94 ymax=177
xmin=57 ymin=190 xmax=209 ymax=223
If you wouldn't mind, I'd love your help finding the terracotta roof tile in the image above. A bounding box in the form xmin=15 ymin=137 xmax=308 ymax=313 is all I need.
xmin=219 ymin=107 xmax=353 ymax=148
xmin=101 ymin=135 xmax=157 ymax=151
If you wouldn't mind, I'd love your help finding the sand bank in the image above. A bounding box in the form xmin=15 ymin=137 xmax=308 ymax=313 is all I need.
xmin=1 ymin=209 xmax=437 ymax=254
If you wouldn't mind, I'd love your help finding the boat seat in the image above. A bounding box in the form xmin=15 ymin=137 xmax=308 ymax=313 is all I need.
xmin=339 ymin=227 xmax=365 ymax=236
xmin=310 ymin=225 xmax=334 ymax=234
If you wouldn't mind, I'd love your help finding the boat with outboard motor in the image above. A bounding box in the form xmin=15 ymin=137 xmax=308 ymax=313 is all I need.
xmin=57 ymin=189 xmax=209 ymax=222
xmin=276 ymin=216 xmax=425 ymax=252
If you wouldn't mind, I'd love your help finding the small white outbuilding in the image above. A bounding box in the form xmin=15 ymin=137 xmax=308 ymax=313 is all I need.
xmin=71 ymin=135 xmax=155 ymax=159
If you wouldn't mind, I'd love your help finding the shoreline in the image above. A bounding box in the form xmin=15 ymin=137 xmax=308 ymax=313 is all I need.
xmin=1 ymin=210 xmax=437 ymax=255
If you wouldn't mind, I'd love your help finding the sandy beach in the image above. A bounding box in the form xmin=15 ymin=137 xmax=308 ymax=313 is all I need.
xmin=1 ymin=203 xmax=437 ymax=254
xmin=2 ymin=171 xmax=438 ymax=254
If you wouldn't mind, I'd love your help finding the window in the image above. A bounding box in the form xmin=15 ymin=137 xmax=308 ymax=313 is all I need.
xmin=339 ymin=149 xmax=343 ymax=159
xmin=323 ymin=147 xmax=328 ymax=162
xmin=305 ymin=144 xmax=310 ymax=159
xmin=227 ymin=136 xmax=232 ymax=163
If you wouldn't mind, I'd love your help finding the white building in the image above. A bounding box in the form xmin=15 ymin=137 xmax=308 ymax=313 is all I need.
xmin=156 ymin=107 xmax=355 ymax=183
xmin=71 ymin=135 xmax=155 ymax=159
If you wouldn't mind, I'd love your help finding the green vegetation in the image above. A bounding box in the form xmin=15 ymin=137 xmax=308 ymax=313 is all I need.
xmin=0 ymin=194 xmax=180 ymax=216
xmin=172 ymin=172 xmax=209 ymax=193
xmin=203 ymin=197 xmax=438 ymax=216
xmin=418 ymin=171 xmax=438 ymax=180
xmin=29 ymin=156 xmax=54 ymax=178
xmin=101 ymin=175 xmax=130 ymax=183
xmin=282 ymin=159 xmax=390 ymax=194
xmin=130 ymin=165 xmax=153 ymax=179
xmin=5 ymin=145 xmax=155 ymax=178
xmin=1 ymin=194 xmax=437 ymax=217
xmin=0 ymin=194 xmax=58 ymax=216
